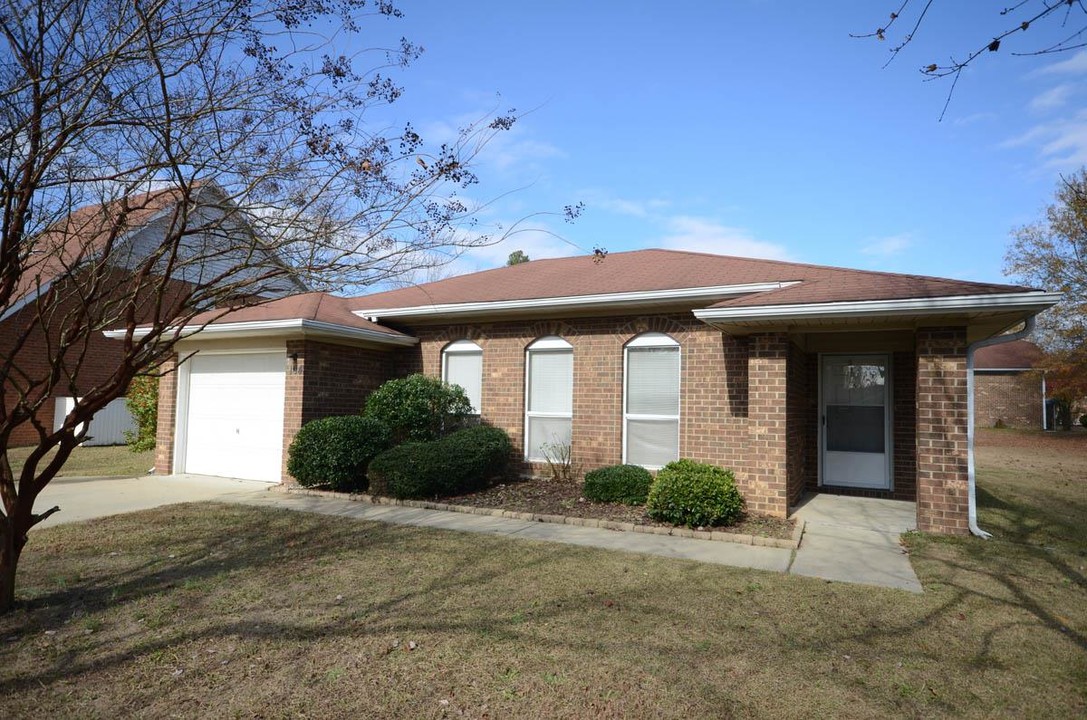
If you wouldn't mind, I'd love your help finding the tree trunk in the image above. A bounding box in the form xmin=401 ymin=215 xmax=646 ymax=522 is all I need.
xmin=0 ymin=525 xmax=19 ymax=614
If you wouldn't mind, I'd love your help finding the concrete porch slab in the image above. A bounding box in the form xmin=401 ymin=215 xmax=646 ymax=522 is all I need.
xmin=789 ymin=494 xmax=922 ymax=593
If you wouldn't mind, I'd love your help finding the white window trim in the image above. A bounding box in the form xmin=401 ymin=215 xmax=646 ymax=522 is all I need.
xmin=524 ymin=336 xmax=573 ymax=462
xmin=623 ymin=332 xmax=681 ymax=469
xmin=441 ymin=339 xmax=483 ymax=414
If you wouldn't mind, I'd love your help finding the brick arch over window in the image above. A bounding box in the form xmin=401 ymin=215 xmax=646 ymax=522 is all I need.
xmin=615 ymin=315 xmax=691 ymax=345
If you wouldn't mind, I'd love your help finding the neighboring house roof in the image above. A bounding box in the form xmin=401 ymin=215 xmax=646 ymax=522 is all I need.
xmin=8 ymin=186 xmax=190 ymax=311
xmin=5 ymin=183 xmax=306 ymax=321
xmin=974 ymin=340 xmax=1045 ymax=370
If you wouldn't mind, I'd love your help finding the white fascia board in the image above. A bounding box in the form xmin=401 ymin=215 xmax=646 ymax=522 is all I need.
xmin=103 ymin=318 xmax=417 ymax=346
xmin=692 ymin=291 xmax=1062 ymax=322
xmin=352 ymin=281 xmax=800 ymax=320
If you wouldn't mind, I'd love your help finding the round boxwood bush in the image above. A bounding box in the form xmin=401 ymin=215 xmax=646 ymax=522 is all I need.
xmin=287 ymin=415 xmax=391 ymax=492
xmin=368 ymin=425 xmax=512 ymax=499
xmin=364 ymin=373 xmax=473 ymax=443
xmin=646 ymin=459 xmax=744 ymax=528
xmin=583 ymin=464 xmax=654 ymax=505
xmin=1080 ymin=413 xmax=1087 ymax=429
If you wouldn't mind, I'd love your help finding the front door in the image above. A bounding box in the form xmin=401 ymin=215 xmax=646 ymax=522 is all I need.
xmin=821 ymin=354 xmax=891 ymax=490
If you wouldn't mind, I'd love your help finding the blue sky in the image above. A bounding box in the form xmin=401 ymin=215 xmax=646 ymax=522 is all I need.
xmin=359 ymin=1 xmax=1087 ymax=285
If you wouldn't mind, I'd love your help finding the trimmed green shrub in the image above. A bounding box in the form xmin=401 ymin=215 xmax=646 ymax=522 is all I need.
xmin=1080 ymin=413 xmax=1087 ymax=429
xmin=646 ymin=459 xmax=744 ymax=528
xmin=124 ymin=374 xmax=159 ymax=452
xmin=368 ymin=425 xmax=512 ymax=499
xmin=287 ymin=415 xmax=391 ymax=492
xmin=583 ymin=464 xmax=654 ymax=505
xmin=364 ymin=373 xmax=473 ymax=443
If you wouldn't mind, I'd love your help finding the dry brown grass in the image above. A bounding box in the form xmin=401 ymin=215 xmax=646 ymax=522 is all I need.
xmin=8 ymin=445 xmax=154 ymax=479
xmin=0 ymin=431 xmax=1083 ymax=719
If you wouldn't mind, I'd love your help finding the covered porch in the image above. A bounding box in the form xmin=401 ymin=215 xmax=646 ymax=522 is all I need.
xmin=711 ymin=295 xmax=1053 ymax=534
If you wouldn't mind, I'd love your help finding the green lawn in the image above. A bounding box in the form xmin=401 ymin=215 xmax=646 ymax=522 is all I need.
xmin=8 ymin=445 xmax=154 ymax=479
xmin=0 ymin=431 xmax=1083 ymax=718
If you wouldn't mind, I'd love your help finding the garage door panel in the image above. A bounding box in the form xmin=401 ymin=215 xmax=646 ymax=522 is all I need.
xmin=184 ymin=352 xmax=285 ymax=482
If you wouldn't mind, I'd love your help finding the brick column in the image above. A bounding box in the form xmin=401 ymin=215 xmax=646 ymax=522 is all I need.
xmin=154 ymin=354 xmax=178 ymax=475
xmin=747 ymin=332 xmax=789 ymax=517
xmin=281 ymin=340 xmax=306 ymax=484
xmin=916 ymin=327 xmax=969 ymax=534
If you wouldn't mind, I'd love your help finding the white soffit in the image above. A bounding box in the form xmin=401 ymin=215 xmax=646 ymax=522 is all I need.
xmin=103 ymin=318 xmax=417 ymax=346
xmin=692 ymin=291 xmax=1062 ymax=323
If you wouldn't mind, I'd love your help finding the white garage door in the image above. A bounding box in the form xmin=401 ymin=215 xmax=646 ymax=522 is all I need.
xmin=183 ymin=352 xmax=286 ymax=482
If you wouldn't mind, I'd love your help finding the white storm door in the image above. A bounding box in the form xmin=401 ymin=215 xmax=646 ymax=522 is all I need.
xmin=821 ymin=354 xmax=891 ymax=490
xmin=184 ymin=352 xmax=286 ymax=482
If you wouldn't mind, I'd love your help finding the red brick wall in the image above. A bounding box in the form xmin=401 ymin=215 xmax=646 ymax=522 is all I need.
xmin=153 ymin=355 xmax=178 ymax=475
xmin=916 ymin=327 xmax=970 ymax=535
xmin=403 ymin=316 xmax=798 ymax=518
xmin=2 ymin=273 xmax=193 ymax=447
xmin=891 ymin=350 xmax=918 ymax=501
xmin=785 ymin=342 xmax=813 ymax=508
xmin=0 ymin=297 xmax=126 ymax=446
xmin=280 ymin=339 xmax=395 ymax=482
xmin=974 ymin=372 xmax=1042 ymax=429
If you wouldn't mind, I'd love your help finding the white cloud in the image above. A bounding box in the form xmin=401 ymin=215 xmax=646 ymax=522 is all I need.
xmin=656 ymin=216 xmax=792 ymax=260
xmin=578 ymin=189 xmax=672 ymax=219
xmin=417 ymin=113 xmax=563 ymax=173
xmin=1003 ymin=109 xmax=1087 ymax=168
xmin=951 ymin=111 xmax=997 ymax=127
xmin=1036 ymin=50 xmax=1087 ymax=76
xmin=861 ymin=233 xmax=912 ymax=257
xmin=1029 ymin=83 xmax=1074 ymax=113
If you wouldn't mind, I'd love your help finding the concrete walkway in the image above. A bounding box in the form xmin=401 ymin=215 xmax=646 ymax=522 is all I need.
xmin=230 ymin=487 xmax=793 ymax=572
xmin=34 ymin=475 xmax=923 ymax=592
xmin=33 ymin=473 xmax=268 ymax=529
xmin=789 ymin=494 xmax=922 ymax=593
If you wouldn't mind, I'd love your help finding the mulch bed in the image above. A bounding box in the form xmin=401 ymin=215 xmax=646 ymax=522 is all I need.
xmin=445 ymin=476 xmax=796 ymax=540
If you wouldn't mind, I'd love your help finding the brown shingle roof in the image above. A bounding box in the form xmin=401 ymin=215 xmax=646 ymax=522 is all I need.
xmin=348 ymin=248 xmax=1032 ymax=310
xmin=190 ymin=292 xmax=408 ymax=337
xmin=974 ymin=340 xmax=1044 ymax=369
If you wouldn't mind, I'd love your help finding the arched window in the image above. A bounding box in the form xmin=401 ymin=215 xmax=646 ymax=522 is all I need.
xmin=524 ymin=336 xmax=573 ymax=461
xmin=442 ymin=340 xmax=483 ymax=414
xmin=624 ymin=332 xmax=680 ymax=468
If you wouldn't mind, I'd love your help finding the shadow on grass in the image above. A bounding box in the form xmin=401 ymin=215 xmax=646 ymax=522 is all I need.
xmin=0 ymin=502 xmax=628 ymax=698
xmin=1 ymin=497 xmax=1083 ymax=717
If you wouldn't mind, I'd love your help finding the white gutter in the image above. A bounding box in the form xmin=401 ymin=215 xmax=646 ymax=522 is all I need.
xmin=693 ymin=291 xmax=1062 ymax=322
xmin=966 ymin=316 xmax=1036 ymax=539
xmin=354 ymin=281 xmax=800 ymax=320
xmin=1042 ymin=371 xmax=1048 ymax=431
xmin=102 ymin=318 xmax=417 ymax=346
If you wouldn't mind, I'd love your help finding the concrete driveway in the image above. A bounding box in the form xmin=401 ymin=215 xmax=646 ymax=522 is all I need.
xmin=31 ymin=473 xmax=270 ymax=529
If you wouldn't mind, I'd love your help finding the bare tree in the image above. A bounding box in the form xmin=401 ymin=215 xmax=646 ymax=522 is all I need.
xmin=1006 ymin=169 xmax=1087 ymax=420
xmin=855 ymin=1 xmax=1087 ymax=118
xmin=0 ymin=0 xmax=520 ymax=611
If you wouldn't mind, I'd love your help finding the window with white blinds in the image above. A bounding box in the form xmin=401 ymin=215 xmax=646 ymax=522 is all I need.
xmin=624 ymin=333 xmax=680 ymax=468
xmin=525 ymin=336 xmax=573 ymax=461
xmin=442 ymin=340 xmax=483 ymax=413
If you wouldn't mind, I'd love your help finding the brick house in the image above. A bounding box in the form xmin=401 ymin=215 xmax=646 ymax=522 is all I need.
xmin=973 ymin=340 xmax=1045 ymax=429
xmin=129 ymin=249 xmax=1059 ymax=534
xmin=2 ymin=185 xmax=302 ymax=447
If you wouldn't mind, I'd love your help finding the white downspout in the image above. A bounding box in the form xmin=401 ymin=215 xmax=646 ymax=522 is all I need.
xmin=1041 ymin=371 xmax=1048 ymax=431
xmin=966 ymin=317 xmax=1036 ymax=539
